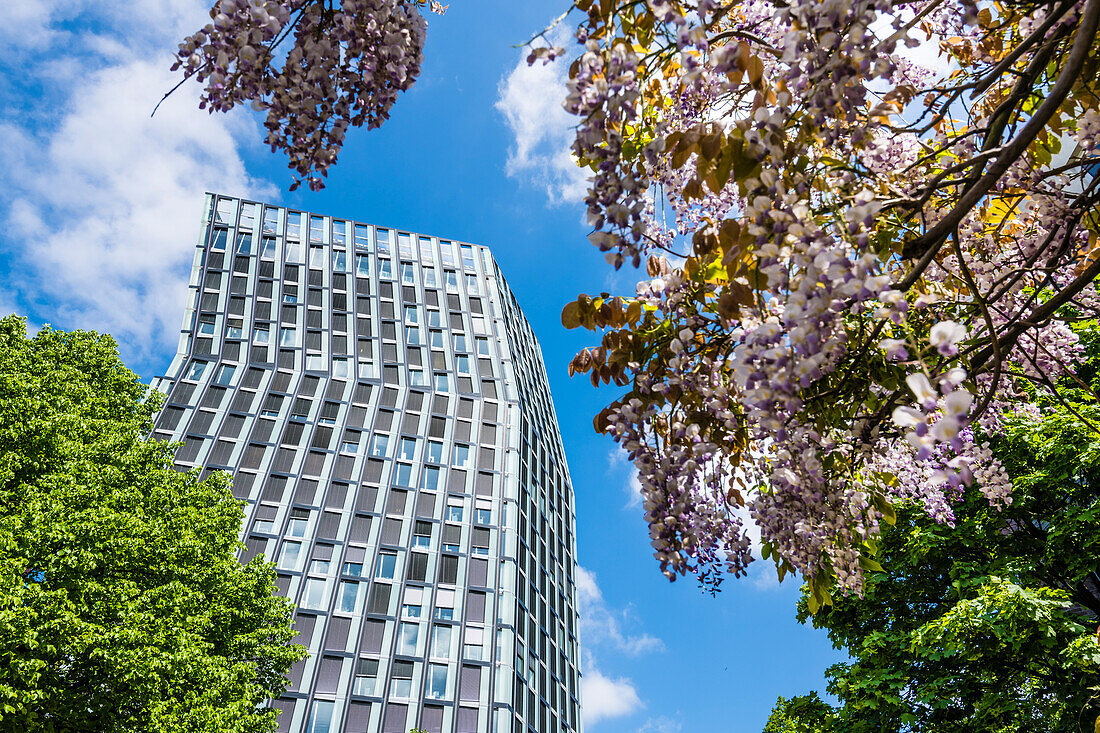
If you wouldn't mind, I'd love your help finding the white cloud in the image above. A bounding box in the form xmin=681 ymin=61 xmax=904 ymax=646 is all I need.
xmin=729 ymin=495 xmax=787 ymax=591
xmin=0 ymin=0 xmax=275 ymax=365
xmin=583 ymin=665 xmax=643 ymax=727
xmin=638 ymin=717 xmax=683 ymax=733
xmin=577 ymin=566 xmax=664 ymax=656
xmin=610 ymin=449 xmax=644 ymax=509
xmin=495 ymin=24 xmax=588 ymax=204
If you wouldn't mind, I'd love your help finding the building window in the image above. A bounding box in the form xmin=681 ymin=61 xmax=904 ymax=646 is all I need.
xmin=407 ymin=552 xmax=428 ymax=582
xmin=394 ymin=463 xmax=412 ymax=487
xmin=253 ymin=326 xmax=270 ymax=345
xmin=426 ymin=441 xmax=443 ymax=463
xmin=397 ymin=622 xmax=419 ymax=655
xmin=277 ymin=508 xmax=306 ymax=538
xmin=427 ymin=309 xmax=441 ymax=327
xmin=454 ymin=333 xmax=467 ymax=352
xmin=370 ymin=434 xmax=389 ymax=457
xmin=424 ymin=267 xmax=437 ymax=287
xmin=427 ymin=663 xmax=448 ymax=699
xmin=406 ymin=326 xmax=421 ymax=345
xmin=439 ymin=555 xmax=459 ymax=586
xmin=300 ymin=578 xmax=329 ymax=610
xmin=401 ymin=263 xmax=416 ymax=285
xmin=211 ymin=227 xmax=228 ymax=250
xmin=413 ymin=521 xmax=432 ymax=549
xmin=185 ymin=361 xmax=207 ymax=381
xmin=354 ymin=224 xmax=370 ymax=250
xmin=343 ymin=561 xmax=364 ymax=578
xmin=338 ymin=580 xmax=362 ymax=613
xmin=309 ymin=557 xmax=332 ymax=575
xmin=475 ymin=507 xmax=491 ymax=525
xmin=452 ymin=445 xmax=469 ymax=468
xmin=379 ymin=260 xmax=392 ymax=279
xmin=476 ymin=337 xmax=489 ymax=356
xmin=376 ymin=552 xmax=396 ymax=580
xmin=447 ymin=505 xmax=463 ymax=523
xmin=410 ymin=369 xmax=426 ymax=386
xmin=353 ymin=658 xmax=378 ymax=696
xmin=431 ymin=589 xmax=453 ymax=620
xmin=431 ymin=625 xmax=452 ymax=658
xmin=305 ymin=700 xmax=335 ymax=733
xmin=429 ymin=330 xmax=444 ymax=348
xmin=421 ymin=466 xmax=440 ymax=491
xmin=399 ymin=438 xmax=416 ymax=461
xmin=277 ymin=541 xmax=303 ymax=571
xmin=212 ymin=364 xmax=235 ymax=386
xmin=464 ymin=627 xmax=484 ymax=660
xmin=456 ymin=355 xmax=470 ymax=375
xmin=391 ymin=661 xmax=414 ymax=697
xmin=333 ymin=250 xmax=347 ymax=272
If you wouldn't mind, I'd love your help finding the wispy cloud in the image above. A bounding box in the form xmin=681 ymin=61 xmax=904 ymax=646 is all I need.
xmin=577 ymin=566 xmax=664 ymax=656
xmin=0 ymin=0 xmax=274 ymax=368
xmin=638 ymin=716 xmax=683 ymax=733
xmin=610 ymin=449 xmax=644 ymax=509
xmin=495 ymin=23 xmax=587 ymax=205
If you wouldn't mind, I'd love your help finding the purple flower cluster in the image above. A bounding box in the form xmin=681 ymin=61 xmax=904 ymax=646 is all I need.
xmin=174 ymin=0 xmax=426 ymax=190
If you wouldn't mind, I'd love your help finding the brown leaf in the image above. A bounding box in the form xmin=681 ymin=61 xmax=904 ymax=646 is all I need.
xmin=561 ymin=301 xmax=582 ymax=329
xmin=699 ymin=129 xmax=722 ymax=161
xmin=747 ymin=56 xmax=764 ymax=89
xmin=683 ymin=177 xmax=704 ymax=201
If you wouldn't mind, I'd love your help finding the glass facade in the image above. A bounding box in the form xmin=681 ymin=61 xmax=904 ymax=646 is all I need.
xmin=150 ymin=194 xmax=583 ymax=733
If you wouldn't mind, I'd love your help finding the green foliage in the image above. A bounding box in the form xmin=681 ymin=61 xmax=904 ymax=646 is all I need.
xmin=762 ymin=694 xmax=835 ymax=733
xmin=0 ymin=316 xmax=306 ymax=732
xmin=766 ymin=331 xmax=1100 ymax=732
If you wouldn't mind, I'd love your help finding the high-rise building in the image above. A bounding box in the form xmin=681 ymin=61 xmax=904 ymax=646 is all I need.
xmin=150 ymin=194 xmax=582 ymax=733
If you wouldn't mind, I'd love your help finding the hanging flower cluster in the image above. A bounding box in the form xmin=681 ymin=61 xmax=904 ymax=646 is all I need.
xmin=174 ymin=0 xmax=430 ymax=190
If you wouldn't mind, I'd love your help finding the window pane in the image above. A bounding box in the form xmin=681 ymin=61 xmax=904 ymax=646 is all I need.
xmin=376 ymin=553 xmax=396 ymax=579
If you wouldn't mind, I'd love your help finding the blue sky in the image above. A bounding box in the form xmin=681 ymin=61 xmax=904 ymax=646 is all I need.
xmin=0 ymin=2 xmax=845 ymax=730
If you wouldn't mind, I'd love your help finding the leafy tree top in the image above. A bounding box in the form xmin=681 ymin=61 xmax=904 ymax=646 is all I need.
xmin=764 ymin=329 xmax=1100 ymax=731
xmin=0 ymin=315 xmax=305 ymax=732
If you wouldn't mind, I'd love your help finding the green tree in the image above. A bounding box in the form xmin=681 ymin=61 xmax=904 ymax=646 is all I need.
xmin=765 ymin=332 xmax=1100 ymax=732
xmin=0 ymin=316 xmax=305 ymax=732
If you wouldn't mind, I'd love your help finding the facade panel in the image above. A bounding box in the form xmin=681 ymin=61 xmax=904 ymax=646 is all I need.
xmin=151 ymin=194 xmax=582 ymax=733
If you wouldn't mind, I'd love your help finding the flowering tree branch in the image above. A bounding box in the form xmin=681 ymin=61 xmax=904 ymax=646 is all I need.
xmin=555 ymin=0 xmax=1100 ymax=603
xmin=171 ymin=0 xmax=447 ymax=190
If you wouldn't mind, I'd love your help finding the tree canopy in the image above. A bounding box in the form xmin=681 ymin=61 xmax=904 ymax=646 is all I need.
xmin=761 ymin=329 xmax=1100 ymax=732
xmin=176 ymin=0 xmax=1100 ymax=598
xmin=0 ymin=316 xmax=305 ymax=732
